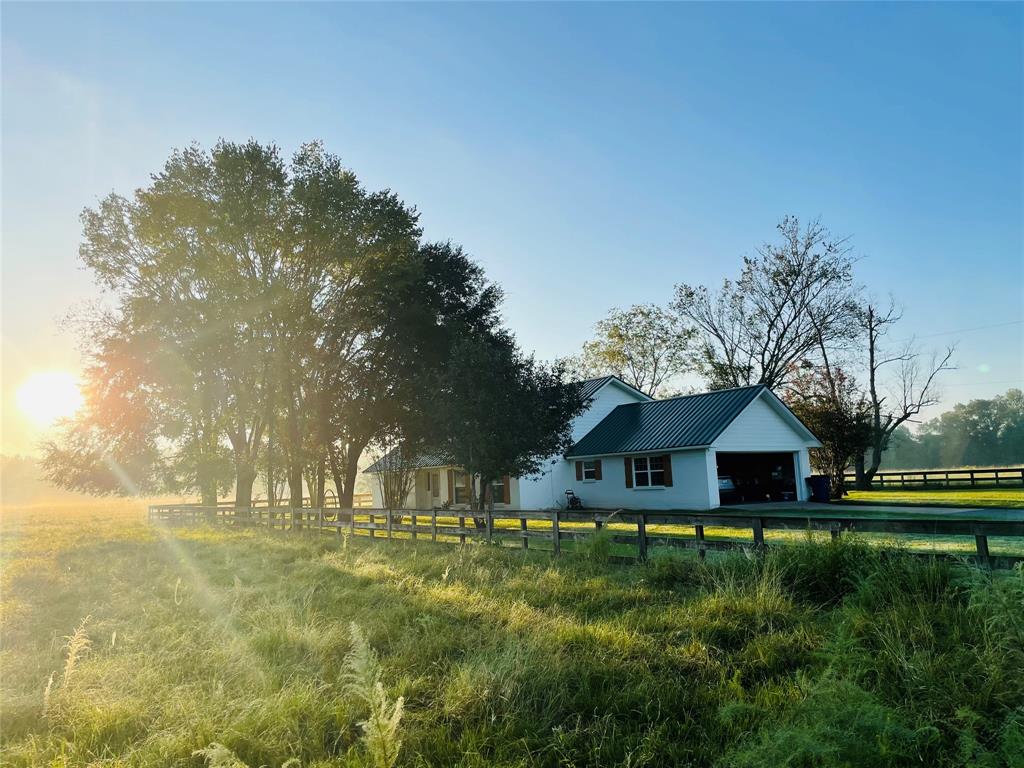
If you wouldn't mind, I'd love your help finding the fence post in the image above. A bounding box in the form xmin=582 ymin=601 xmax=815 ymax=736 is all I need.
xmin=521 ymin=516 xmax=529 ymax=550
xmin=458 ymin=514 xmax=466 ymax=546
xmin=387 ymin=509 xmax=393 ymax=540
xmin=318 ymin=508 xmax=323 ymax=537
xmin=486 ymin=508 xmax=493 ymax=545
xmin=694 ymin=524 xmax=705 ymax=561
xmin=975 ymin=534 xmax=991 ymax=568
xmin=753 ymin=518 xmax=765 ymax=551
xmin=369 ymin=513 xmax=375 ymax=539
xmin=552 ymin=508 xmax=561 ymax=556
xmin=637 ymin=513 xmax=647 ymax=561
xmin=431 ymin=509 xmax=437 ymax=542
xmin=411 ymin=513 xmax=417 ymax=541
xmin=349 ymin=508 xmax=356 ymax=539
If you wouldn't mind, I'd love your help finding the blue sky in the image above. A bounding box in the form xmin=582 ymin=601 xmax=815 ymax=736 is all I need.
xmin=2 ymin=2 xmax=1022 ymax=454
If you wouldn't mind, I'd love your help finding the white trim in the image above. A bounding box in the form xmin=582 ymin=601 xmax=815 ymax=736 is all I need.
xmin=567 ymin=445 xmax=708 ymax=461
xmin=631 ymin=454 xmax=667 ymax=488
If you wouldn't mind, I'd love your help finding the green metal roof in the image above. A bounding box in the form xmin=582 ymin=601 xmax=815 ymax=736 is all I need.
xmin=566 ymin=385 xmax=766 ymax=457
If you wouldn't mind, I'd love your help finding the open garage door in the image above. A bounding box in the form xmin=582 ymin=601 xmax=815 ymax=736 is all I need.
xmin=716 ymin=452 xmax=798 ymax=505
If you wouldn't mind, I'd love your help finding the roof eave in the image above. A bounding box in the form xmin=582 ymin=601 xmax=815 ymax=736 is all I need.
xmin=565 ymin=445 xmax=711 ymax=459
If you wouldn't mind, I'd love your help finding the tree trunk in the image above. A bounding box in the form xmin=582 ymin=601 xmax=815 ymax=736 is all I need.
xmin=830 ymin=470 xmax=846 ymax=499
xmin=199 ymin=477 xmax=217 ymax=508
xmin=314 ymin=457 xmax=326 ymax=508
xmin=473 ymin=475 xmax=490 ymax=529
xmin=328 ymin=443 xmax=345 ymax=503
xmin=340 ymin=448 xmax=361 ymax=508
xmin=235 ymin=463 xmax=257 ymax=511
xmin=288 ymin=463 xmax=304 ymax=509
xmin=862 ymin=443 xmax=884 ymax=489
xmin=853 ymin=455 xmax=867 ymax=490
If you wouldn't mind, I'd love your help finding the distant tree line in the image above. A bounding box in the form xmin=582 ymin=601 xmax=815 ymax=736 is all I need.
xmin=878 ymin=389 xmax=1024 ymax=469
xmin=568 ymin=217 xmax=956 ymax=496
xmin=43 ymin=141 xmax=585 ymax=510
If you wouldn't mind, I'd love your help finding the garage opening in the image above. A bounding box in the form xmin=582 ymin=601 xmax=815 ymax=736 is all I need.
xmin=716 ymin=452 xmax=798 ymax=504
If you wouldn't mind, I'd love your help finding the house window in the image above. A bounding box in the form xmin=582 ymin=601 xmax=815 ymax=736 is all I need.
xmin=488 ymin=477 xmax=506 ymax=505
xmin=454 ymin=473 xmax=473 ymax=505
xmin=582 ymin=460 xmax=598 ymax=481
xmin=633 ymin=455 xmax=666 ymax=487
xmin=430 ymin=472 xmax=440 ymax=498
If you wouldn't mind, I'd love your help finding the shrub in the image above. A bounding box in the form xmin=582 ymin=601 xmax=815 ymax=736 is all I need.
xmin=766 ymin=535 xmax=880 ymax=606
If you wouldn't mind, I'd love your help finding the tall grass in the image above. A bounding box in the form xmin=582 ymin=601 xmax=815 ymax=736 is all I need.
xmin=1 ymin=504 xmax=1022 ymax=767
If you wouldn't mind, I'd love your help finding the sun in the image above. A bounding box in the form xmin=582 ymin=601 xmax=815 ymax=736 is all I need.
xmin=16 ymin=371 xmax=84 ymax=427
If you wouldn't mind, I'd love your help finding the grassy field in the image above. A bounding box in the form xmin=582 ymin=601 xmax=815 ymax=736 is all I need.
xmin=2 ymin=501 xmax=1023 ymax=768
xmin=843 ymin=487 xmax=1024 ymax=509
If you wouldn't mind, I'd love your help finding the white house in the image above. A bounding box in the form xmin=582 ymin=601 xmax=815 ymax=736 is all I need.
xmin=364 ymin=376 xmax=821 ymax=511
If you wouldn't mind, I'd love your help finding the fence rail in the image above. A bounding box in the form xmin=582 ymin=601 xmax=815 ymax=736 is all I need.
xmin=843 ymin=466 xmax=1024 ymax=489
xmin=202 ymin=493 xmax=375 ymax=509
xmin=148 ymin=502 xmax=1024 ymax=569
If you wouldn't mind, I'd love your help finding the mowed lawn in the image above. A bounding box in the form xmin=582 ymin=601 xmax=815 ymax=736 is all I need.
xmin=844 ymin=486 xmax=1024 ymax=509
xmin=2 ymin=502 xmax=1023 ymax=768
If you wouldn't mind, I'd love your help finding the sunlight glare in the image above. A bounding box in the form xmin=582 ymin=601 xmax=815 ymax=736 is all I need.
xmin=16 ymin=371 xmax=84 ymax=427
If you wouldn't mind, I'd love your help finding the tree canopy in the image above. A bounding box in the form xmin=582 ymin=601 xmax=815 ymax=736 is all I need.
xmin=44 ymin=140 xmax=582 ymax=507
xmin=565 ymin=304 xmax=694 ymax=398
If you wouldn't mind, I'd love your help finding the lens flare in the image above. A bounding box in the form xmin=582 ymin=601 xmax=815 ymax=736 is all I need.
xmin=16 ymin=371 xmax=84 ymax=427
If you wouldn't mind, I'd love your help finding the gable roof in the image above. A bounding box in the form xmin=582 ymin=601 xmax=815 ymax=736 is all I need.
xmin=566 ymin=384 xmax=769 ymax=457
xmin=364 ymin=448 xmax=455 ymax=474
xmin=578 ymin=375 xmax=653 ymax=402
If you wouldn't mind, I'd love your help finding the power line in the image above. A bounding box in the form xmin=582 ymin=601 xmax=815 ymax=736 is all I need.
xmin=941 ymin=379 xmax=1022 ymax=388
xmin=909 ymin=319 xmax=1022 ymax=340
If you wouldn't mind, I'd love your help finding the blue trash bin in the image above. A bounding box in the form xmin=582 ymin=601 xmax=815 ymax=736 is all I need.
xmin=807 ymin=475 xmax=831 ymax=503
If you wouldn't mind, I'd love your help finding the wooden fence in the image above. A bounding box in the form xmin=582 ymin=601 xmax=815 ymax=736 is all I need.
xmin=844 ymin=466 xmax=1024 ymax=489
xmin=148 ymin=503 xmax=1024 ymax=569
xmin=206 ymin=493 xmax=375 ymax=509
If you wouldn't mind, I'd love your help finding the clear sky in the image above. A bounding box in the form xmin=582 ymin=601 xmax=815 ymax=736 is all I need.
xmin=2 ymin=2 xmax=1022 ymax=456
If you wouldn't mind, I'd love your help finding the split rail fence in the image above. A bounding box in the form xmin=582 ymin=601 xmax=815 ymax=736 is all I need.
xmin=843 ymin=466 xmax=1024 ymax=489
xmin=148 ymin=503 xmax=1024 ymax=569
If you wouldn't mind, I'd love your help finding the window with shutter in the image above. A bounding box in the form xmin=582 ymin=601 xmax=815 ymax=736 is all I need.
xmin=631 ymin=455 xmax=667 ymax=488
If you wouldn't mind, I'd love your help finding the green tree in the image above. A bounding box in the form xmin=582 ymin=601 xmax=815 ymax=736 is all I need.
xmin=786 ymin=364 xmax=872 ymax=497
xmin=321 ymin=240 xmax=505 ymax=508
xmin=434 ymin=333 xmax=587 ymax=513
xmin=45 ymin=140 xmax=514 ymax=512
xmin=568 ymin=304 xmax=694 ymax=397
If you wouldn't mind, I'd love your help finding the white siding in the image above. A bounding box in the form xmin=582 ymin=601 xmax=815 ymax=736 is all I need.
xmin=571 ymin=381 xmax=648 ymax=442
xmin=519 ymin=380 xmax=649 ymax=509
xmin=713 ymin=394 xmax=812 ymax=452
xmin=563 ymin=449 xmax=713 ymax=510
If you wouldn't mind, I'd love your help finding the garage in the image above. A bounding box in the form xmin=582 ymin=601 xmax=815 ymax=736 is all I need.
xmin=716 ymin=451 xmax=798 ymax=504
